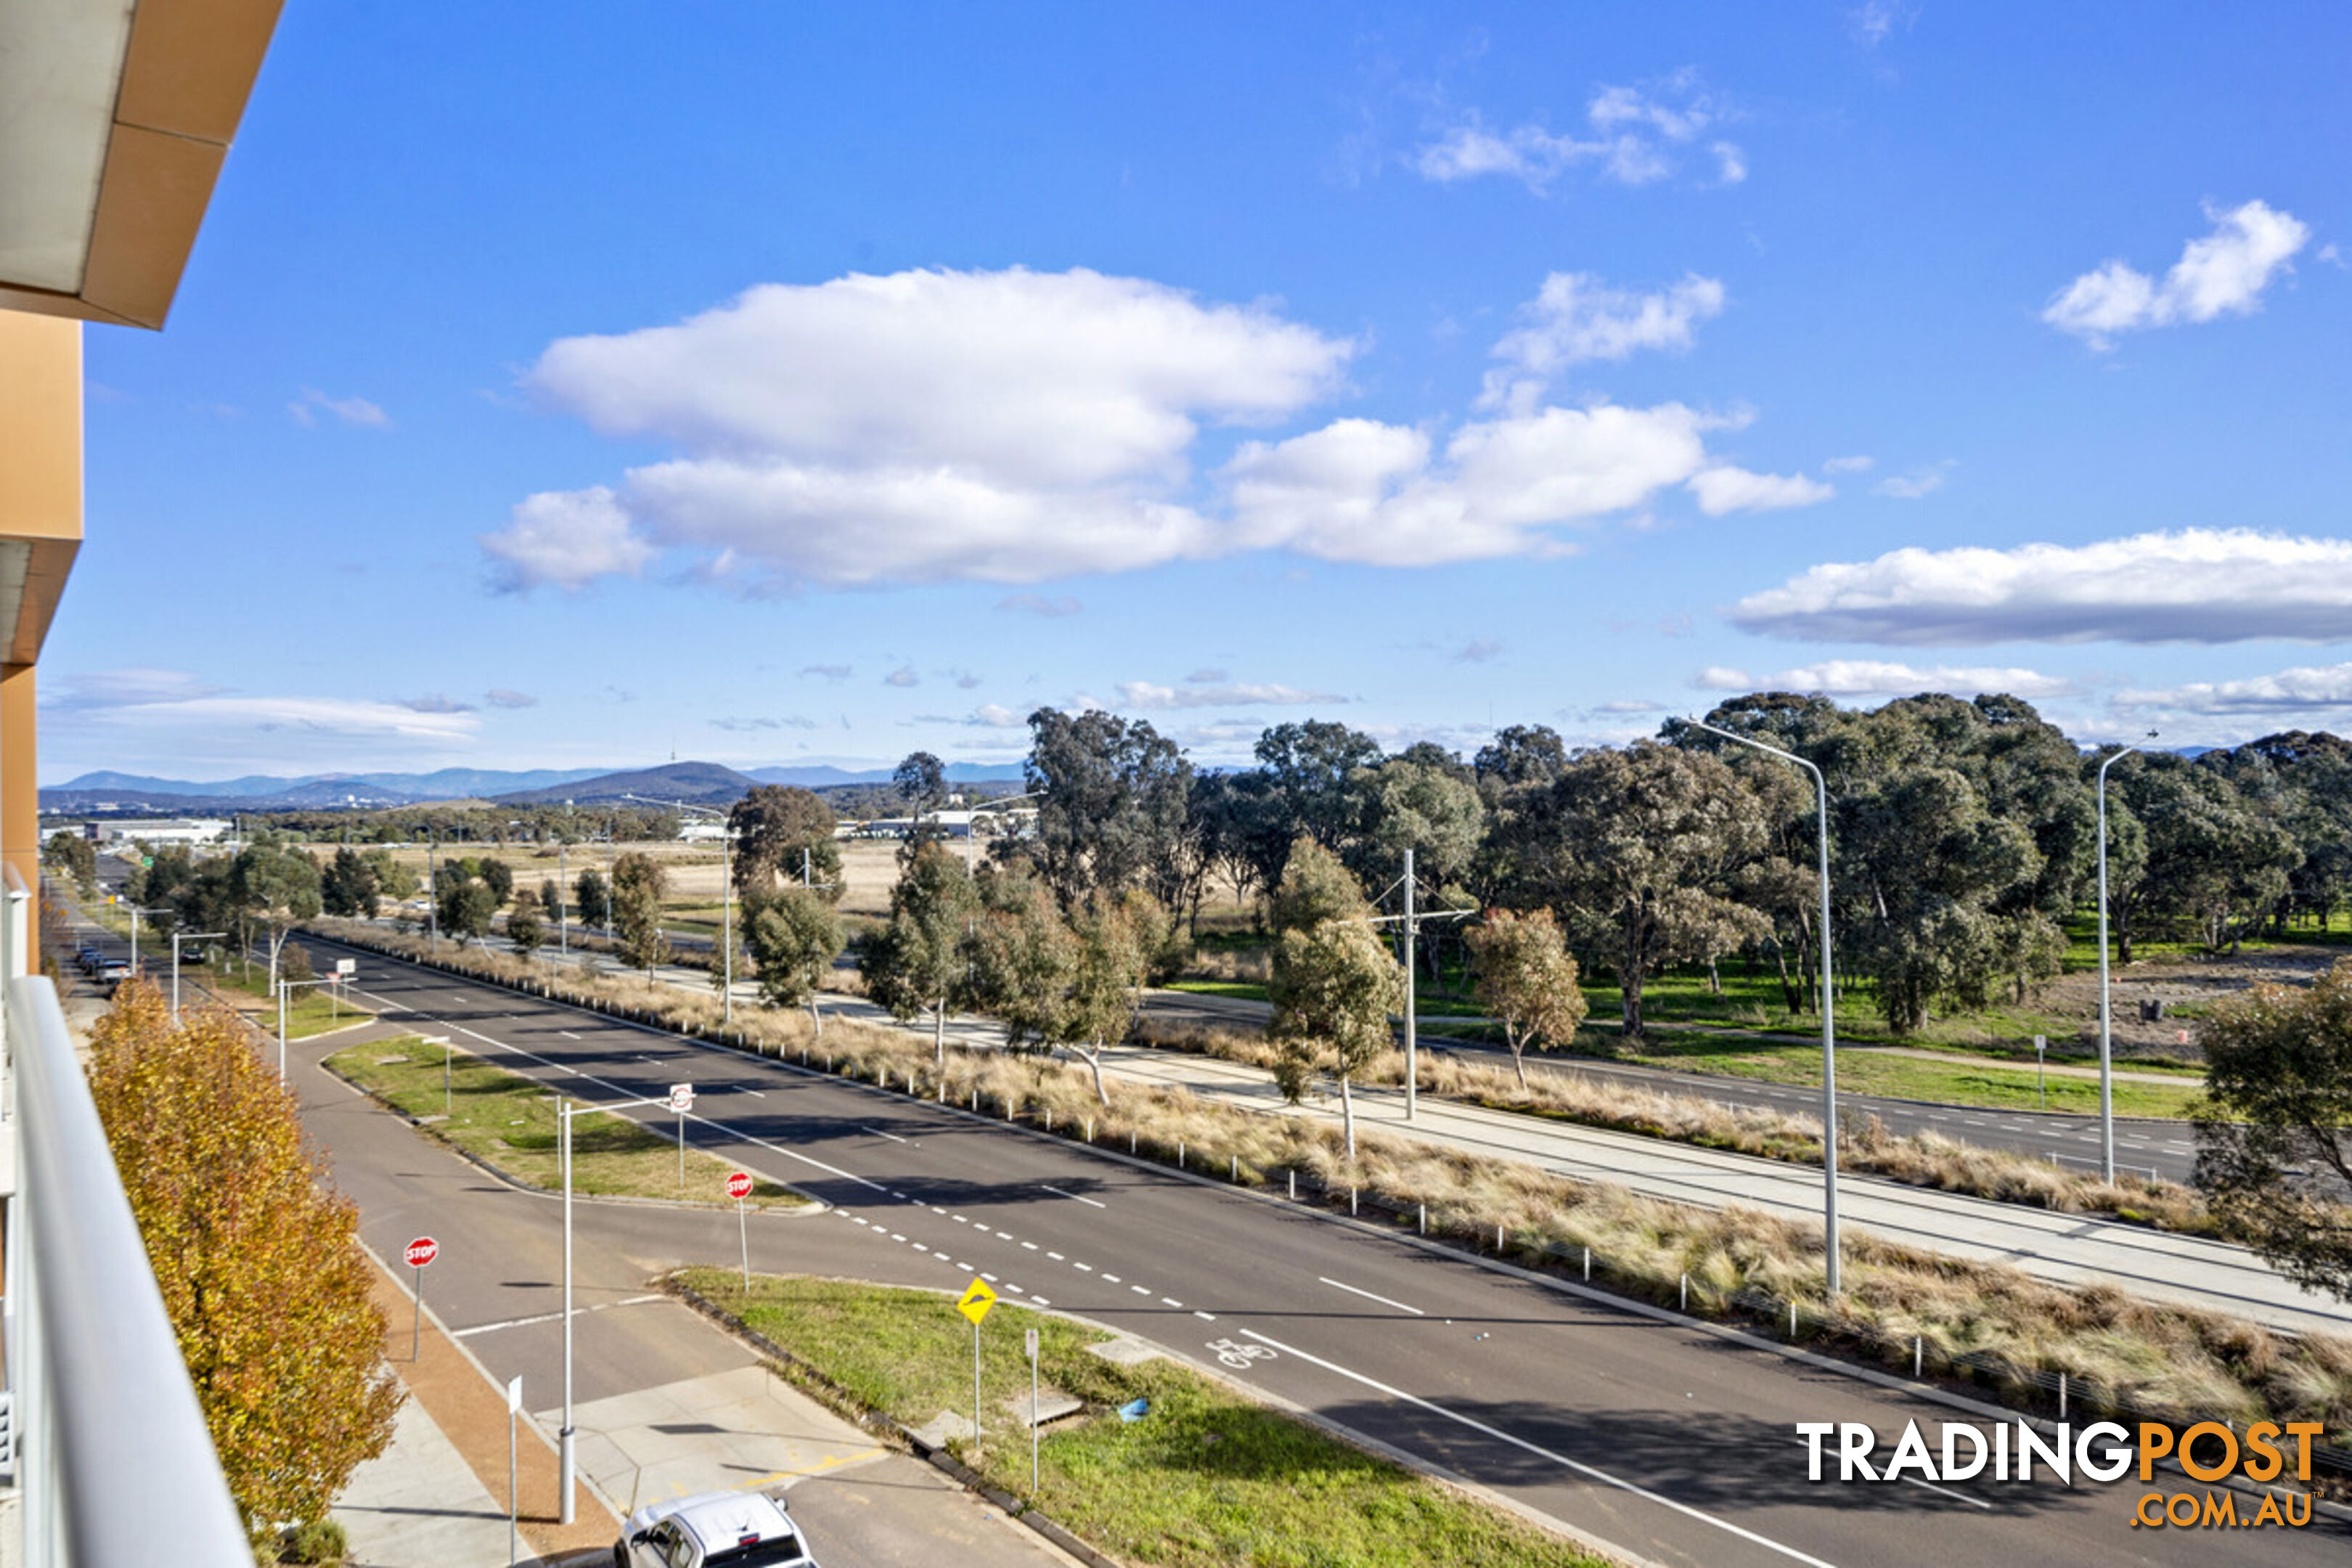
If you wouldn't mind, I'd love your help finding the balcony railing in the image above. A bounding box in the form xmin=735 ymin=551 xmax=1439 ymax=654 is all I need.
xmin=2 ymin=867 xmax=249 ymax=1564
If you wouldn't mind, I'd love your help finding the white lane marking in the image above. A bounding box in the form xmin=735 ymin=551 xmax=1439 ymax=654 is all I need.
xmin=931 ymin=1206 xmax=948 ymax=1214
xmin=981 ymin=1273 xmax=999 ymax=1283
xmin=1193 ymin=1310 xmax=1217 ymax=1322
xmin=741 ymin=1089 xmax=767 ymax=1098
xmin=862 ymin=1127 xmax=907 ymax=1144
xmin=1047 ymin=1252 xmax=1065 ymax=1261
xmin=1021 ymin=1241 xmax=1039 ymax=1251
xmin=560 ymin=1031 xmax=582 ymax=1040
xmin=994 ymin=1230 xmax=1015 ymax=1240
xmin=1785 ymin=1437 xmax=1990 ymax=1509
xmin=1161 ymin=1297 xmax=1183 ymax=1308
xmin=340 ymin=975 xmax=891 ymax=1192
xmin=889 ymin=1234 xmax=905 ymax=1244
xmin=1102 ymin=1273 xmax=1122 ymax=1283
xmin=913 ymin=1244 xmax=930 ymax=1254
xmin=1239 ymin=1328 xmax=1838 ymax=1568
xmin=1130 ymin=1285 xmax=1151 ymax=1296
xmin=1319 ymin=1276 xmax=1425 ymax=1317
xmin=1040 ymin=1185 xmax=1107 ymax=1209
xmin=1032 ymin=1296 xmax=1050 ymax=1307
xmin=454 ymin=1294 xmax=662 ymax=1337
xmin=1073 ymin=1263 xmax=1093 ymax=1273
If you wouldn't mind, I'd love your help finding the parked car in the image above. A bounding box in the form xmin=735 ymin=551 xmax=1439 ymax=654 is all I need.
xmin=616 ymin=1490 xmax=817 ymax=1568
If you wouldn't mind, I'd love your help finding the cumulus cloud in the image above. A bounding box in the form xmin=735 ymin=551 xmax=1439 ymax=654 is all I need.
xmin=1686 ymin=465 xmax=1834 ymax=516
xmin=1734 ymin=528 xmax=2352 ymax=645
xmin=2114 ymin=663 xmax=2352 ymax=716
xmin=970 ymin=704 xmax=1026 ymax=728
xmin=883 ymin=666 xmax=920 ymax=688
xmin=492 ymin=266 xmax=1816 ymax=589
xmin=483 ymin=268 xmax=1351 ymax=590
xmin=1822 ymin=455 xmax=1874 ymax=475
xmin=484 ymin=689 xmax=538 ymax=709
xmin=399 ymin=694 xmax=476 ymax=714
xmin=1116 ymin=679 xmax=1342 ymax=710
xmin=482 ymin=486 xmax=656 ymax=591
xmin=1414 ymin=72 xmax=1742 ymax=193
xmin=1481 ymin=271 xmax=1725 ymax=409
xmin=288 ymin=388 xmax=391 ymax=429
xmin=1695 ymin=660 xmax=2073 ymax=699
xmin=2043 ymin=200 xmax=2310 ymax=348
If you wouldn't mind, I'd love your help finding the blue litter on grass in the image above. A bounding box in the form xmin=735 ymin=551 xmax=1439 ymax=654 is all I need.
xmin=1119 ymin=1399 xmax=1151 ymax=1423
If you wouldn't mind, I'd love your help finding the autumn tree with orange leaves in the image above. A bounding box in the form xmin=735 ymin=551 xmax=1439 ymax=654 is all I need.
xmin=88 ymin=980 xmax=401 ymax=1541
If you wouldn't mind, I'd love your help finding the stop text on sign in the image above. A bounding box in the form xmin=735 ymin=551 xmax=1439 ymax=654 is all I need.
xmin=404 ymin=1236 xmax=439 ymax=1268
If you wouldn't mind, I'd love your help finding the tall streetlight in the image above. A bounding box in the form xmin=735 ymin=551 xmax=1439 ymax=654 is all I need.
xmin=127 ymin=905 xmax=172 ymax=975
xmin=275 ymin=976 xmax=335 ymax=1079
xmin=170 ymin=930 xmax=226 ymax=1022
xmin=426 ymin=838 xmax=439 ymax=953
xmin=1692 ymin=719 xmax=1842 ymax=1296
xmin=2096 ymin=733 xmax=2156 ymax=1185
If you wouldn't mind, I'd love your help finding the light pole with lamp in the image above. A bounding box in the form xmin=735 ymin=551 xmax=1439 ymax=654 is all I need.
xmin=127 ymin=905 xmax=172 ymax=976
xmin=170 ymin=930 xmax=226 ymax=1023
xmin=553 ymin=1087 xmax=682 ymax=1524
xmin=2096 ymin=732 xmax=2157 ymax=1185
xmin=1691 ymin=719 xmax=1842 ymax=1296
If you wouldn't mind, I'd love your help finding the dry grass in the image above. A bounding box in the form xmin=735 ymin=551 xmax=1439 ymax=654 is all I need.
xmin=306 ymin=917 xmax=2352 ymax=1453
xmin=1134 ymin=1018 xmax=2213 ymax=1233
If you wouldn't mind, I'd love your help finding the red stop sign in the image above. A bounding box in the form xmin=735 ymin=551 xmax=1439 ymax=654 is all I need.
xmin=404 ymin=1236 xmax=439 ymax=1268
xmin=726 ymin=1170 xmax=754 ymax=1200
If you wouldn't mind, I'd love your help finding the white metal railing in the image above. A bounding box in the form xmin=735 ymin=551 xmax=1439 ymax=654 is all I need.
xmin=1 ymin=867 xmax=250 ymax=1564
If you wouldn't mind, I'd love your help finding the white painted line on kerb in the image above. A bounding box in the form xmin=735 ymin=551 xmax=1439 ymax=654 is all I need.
xmin=1040 ymin=1185 xmax=1106 ymax=1209
xmin=1319 ymin=1276 xmax=1425 ymax=1317
xmin=1238 ymin=1328 xmax=1837 ymax=1568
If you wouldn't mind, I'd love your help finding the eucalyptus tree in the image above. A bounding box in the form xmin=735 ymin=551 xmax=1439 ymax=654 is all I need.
xmin=861 ymin=841 xmax=980 ymax=1064
xmin=1023 ymin=707 xmax=1193 ymax=911
xmin=1254 ymin=719 xmax=1384 ymax=851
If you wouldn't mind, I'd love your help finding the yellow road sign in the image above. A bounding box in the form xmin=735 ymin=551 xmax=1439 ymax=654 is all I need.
xmin=957 ymin=1278 xmax=997 ymax=1326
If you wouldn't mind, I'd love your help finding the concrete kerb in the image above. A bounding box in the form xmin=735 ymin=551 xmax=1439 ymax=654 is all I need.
xmin=302 ymin=927 xmax=2352 ymax=1523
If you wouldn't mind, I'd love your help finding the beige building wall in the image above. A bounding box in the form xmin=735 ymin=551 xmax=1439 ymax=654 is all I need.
xmin=0 ymin=313 xmax=86 ymax=963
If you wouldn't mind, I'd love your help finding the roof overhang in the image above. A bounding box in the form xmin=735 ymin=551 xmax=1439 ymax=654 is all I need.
xmin=0 ymin=0 xmax=282 ymax=330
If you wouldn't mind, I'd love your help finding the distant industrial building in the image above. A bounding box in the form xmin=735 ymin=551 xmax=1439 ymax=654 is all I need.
xmin=82 ymin=817 xmax=232 ymax=848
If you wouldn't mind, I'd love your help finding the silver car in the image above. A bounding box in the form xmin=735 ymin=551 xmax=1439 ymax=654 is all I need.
xmin=615 ymin=1488 xmax=817 ymax=1568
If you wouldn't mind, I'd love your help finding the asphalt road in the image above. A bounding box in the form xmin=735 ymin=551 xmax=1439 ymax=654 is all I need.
xmin=285 ymin=934 xmax=2345 ymax=1568
xmin=1145 ymin=989 xmax=2202 ymax=1185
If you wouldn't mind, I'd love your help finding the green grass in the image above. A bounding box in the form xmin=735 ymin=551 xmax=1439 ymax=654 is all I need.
xmin=1587 ymin=1030 xmax=2208 ymax=1119
xmin=195 ymin=958 xmax=374 ymax=1040
xmin=1164 ymin=979 xmax=1270 ymax=1002
xmin=684 ymin=1271 xmax=1610 ymax=1568
xmin=324 ymin=1037 xmax=809 ymax=1207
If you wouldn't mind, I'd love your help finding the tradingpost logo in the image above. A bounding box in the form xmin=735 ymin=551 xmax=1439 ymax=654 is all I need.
xmin=1797 ymin=1419 xmax=2323 ymax=1529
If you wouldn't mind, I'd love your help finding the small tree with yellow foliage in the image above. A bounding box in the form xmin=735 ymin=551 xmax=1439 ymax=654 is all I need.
xmin=88 ymin=979 xmax=401 ymax=1544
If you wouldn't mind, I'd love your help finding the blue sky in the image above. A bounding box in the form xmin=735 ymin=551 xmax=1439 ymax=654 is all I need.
xmin=46 ymin=3 xmax=2352 ymax=780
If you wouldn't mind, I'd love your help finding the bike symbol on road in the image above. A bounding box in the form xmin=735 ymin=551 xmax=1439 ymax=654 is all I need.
xmin=1206 ymin=1338 xmax=1274 ymax=1370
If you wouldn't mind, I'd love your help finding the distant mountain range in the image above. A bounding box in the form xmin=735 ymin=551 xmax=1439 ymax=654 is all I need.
xmin=41 ymin=759 xmax=1028 ymax=812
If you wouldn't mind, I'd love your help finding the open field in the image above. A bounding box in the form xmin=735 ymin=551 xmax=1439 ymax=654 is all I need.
xmin=322 ymin=1035 xmax=809 ymax=1208
xmin=679 ymin=1270 xmax=1612 ymax=1568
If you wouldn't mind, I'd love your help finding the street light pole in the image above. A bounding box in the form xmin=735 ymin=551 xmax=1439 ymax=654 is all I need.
xmin=1693 ymin=720 xmax=1841 ymax=1296
xmin=558 ymin=841 xmax=568 ymax=956
xmin=275 ymin=976 xmax=334 ymax=1079
xmin=556 ymin=1087 xmax=671 ymax=1524
xmin=1402 ymin=846 xmax=1418 ymax=1123
xmin=128 ymin=905 xmax=171 ymax=976
xmin=427 ymin=838 xmax=439 ymax=953
xmin=2096 ymin=735 xmax=2154 ymax=1185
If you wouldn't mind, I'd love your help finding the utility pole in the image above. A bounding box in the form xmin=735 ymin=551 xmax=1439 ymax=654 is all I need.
xmin=1402 ymin=847 xmax=1418 ymax=1123
xmin=2096 ymin=734 xmax=2154 ymax=1185
xmin=558 ymin=840 xmax=567 ymax=955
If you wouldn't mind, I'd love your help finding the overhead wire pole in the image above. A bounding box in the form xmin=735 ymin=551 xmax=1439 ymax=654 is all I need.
xmin=1691 ymin=719 xmax=1842 ymax=1297
xmin=2096 ymin=733 xmax=2155 ymax=1185
xmin=1358 ymin=856 xmax=1471 ymax=1125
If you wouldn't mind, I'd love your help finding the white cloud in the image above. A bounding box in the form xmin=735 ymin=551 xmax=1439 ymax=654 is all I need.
xmin=61 ymin=694 xmax=478 ymax=742
xmin=1696 ymin=660 xmax=2072 ymax=698
xmin=1414 ymin=73 xmax=1741 ymax=194
xmin=1481 ymin=271 xmax=1725 ymax=409
xmin=1453 ymin=638 xmax=1505 ymax=664
xmin=2043 ymin=200 xmax=2311 ymax=348
xmin=1116 ymin=679 xmax=1341 ymax=710
xmin=1686 ymin=465 xmax=1834 ymax=516
xmin=46 ymin=667 xmax=225 ymax=709
xmin=484 ymin=689 xmax=537 ymax=709
xmin=1734 ymin=528 xmax=2352 ymax=645
xmin=1874 ymin=461 xmax=1954 ymax=499
xmin=1822 ymin=454 xmax=1874 ymax=474
xmin=970 ymin=703 xmax=1026 ymax=728
xmin=287 ymin=388 xmax=391 ymax=429
xmin=1227 ymin=402 xmax=1733 ymax=565
xmin=494 ymin=266 xmax=1813 ymax=589
xmin=883 ymin=666 xmax=920 ymax=688
xmin=398 ymin=693 xmax=475 ymax=714
xmin=481 ymin=486 xmax=656 ymax=591
xmin=486 ymin=268 xmax=1353 ymax=590
xmin=2115 ymin=663 xmax=2352 ymax=715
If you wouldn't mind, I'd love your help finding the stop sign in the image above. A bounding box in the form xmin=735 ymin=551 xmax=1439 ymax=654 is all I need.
xmin=404 ymin=1236 xmax=439 ymax=1268
xmin=726 ymin=1170 xmax=754 ymax=1200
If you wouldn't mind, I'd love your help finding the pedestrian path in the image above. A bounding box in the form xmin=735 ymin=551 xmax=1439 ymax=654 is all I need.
xmin=332 ymin=1396 xmax=518 ymax=1568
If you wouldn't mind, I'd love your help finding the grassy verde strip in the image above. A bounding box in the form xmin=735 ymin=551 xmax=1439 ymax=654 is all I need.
xmin=677 ymin=1271 xmax=1614 ymax=1568
xmin=322 ymin=1036 xmax=807 ymax=1208
xmin=201 ymin=960 xmax=375 ymax=1040
xmin=302 ymin=919 xmax=2352 ymax=1455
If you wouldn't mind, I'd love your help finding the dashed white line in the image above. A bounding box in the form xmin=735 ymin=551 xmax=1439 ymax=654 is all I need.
xmin=1021 ymin=1241 xmax=1039 ymax=1251
xmin=1074 ymin=1263 xmax=1093 ymax=1273
xmin=1047 ymin=1251 xmax=1065 ymax=1261
xmin=981 ymin=1273 xmax=999 ymax=1283
xmin=559 ymin=1030 xmax=581 ymax=1040
xmin=1101 ymin=1273 xmax=1121 ymax=1283
xmin=1161 ymin=1297 xmax=1183 ymax=1308
xmin=1193 ymin=1310 xmax=1217 ymax=1322
xmin=1130 ymin=1285 xmax=1151 ymax=1296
